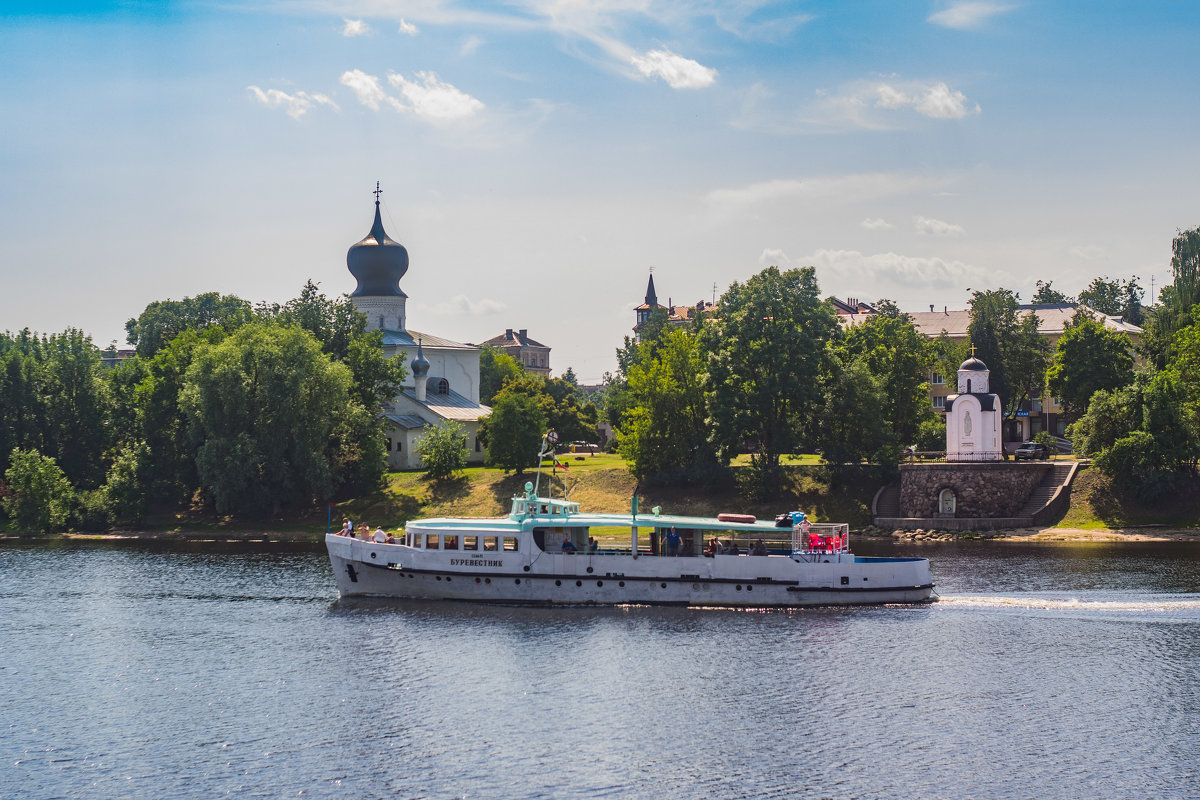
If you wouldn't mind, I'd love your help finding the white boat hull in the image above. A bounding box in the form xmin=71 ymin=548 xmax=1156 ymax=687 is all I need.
xmin=327 ymin=535 xmax=933 ymax=607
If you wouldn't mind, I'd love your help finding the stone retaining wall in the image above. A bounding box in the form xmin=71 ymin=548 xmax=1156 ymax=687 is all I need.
xmin=899 ymin=462 xmax=1049 ymax=519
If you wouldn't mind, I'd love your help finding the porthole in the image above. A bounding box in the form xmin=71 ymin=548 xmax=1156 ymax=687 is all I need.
xmin=515 ymin=578 xmax=521 ymax=585
xmin=736 ymin=584 xmax=743 ymax=591
xmin=840 ymin=576 xmax=849 ymax=586
xmin=475 ymin=577 xmax=481 ymax=583
xmin=576 ymin=580 xmax=582 ymax=587
xmin=586 ymin=567 xmax=594 ymax=574
xmin=446 ymin=577 xmax=452 ymax=582
xmin=555 ymin=580 xmax=562 ymax=586
xmin=660 ymin=582 xmax=667 ymax=589
xmin=484 ymin=578 xmax=491 ymax=584
xmin=596 ymin=581 xmax=603 ymax=587
xmin=693 ymin=583 xmax=699 ymax=590
xmin=523 ymin=565 xmax=530 ymax=572
xmin=370 ymin=552 xmax=377 ymax=559
xmin=436 ymin=576 xmax=442 ymax=581
xmin=619 ymin=581 xmax=625 ymax=588
xmin=746 ymin=585 xmax=753 ymax=591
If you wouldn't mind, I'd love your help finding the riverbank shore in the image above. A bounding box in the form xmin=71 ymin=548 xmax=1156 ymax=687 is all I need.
xmin=3 ymin=523 xmax=1194 ymax=545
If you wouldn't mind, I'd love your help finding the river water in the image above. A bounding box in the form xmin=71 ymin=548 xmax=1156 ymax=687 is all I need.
xmin=2 ymin=537 xmax=1198 ymax=800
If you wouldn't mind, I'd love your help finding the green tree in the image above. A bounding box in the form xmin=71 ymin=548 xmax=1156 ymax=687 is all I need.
xmin=181 ymin=323 xmax=379 ymax=515
xmin=482 ymin=393 xmax=547 ymax=474
xmin=417 ymin=421 xmax=468 ymax=480
xmin=967 ymin=289 xmax=1049 ymax=420
xmin=1078 ymin=276 xmax=1125 ymax=315
xmin=3 ymin=448 xmax=73 ymax=532
xmin=1069 ymin=373 xmax=1199 ymax=501
xmin=479 ymin=345 xmax=524 ymax=406
xmin=1032 ymin=280 xmax=1073 ymax=304
xmin=704 ymin=266 xmax=836 ymax=496
xmin=101 ymin=441 xmax=154 ymax=526
xmin=125 ymin=292 xmax=254 ymax=357
xmin=834 ymin=310 xmax=934 ymax=445
xmin=1144 ymin=226 xmax=1200 ymax=367
xmin=40 ymin=329 xmax=112 ymax=488
xmin=816 ymin=358 xmax=896 ymax=468
xmin=1046 ymin=311 xmax=1135 ymax=422
xmin=619 ymin=328 xmax=716 ymax=482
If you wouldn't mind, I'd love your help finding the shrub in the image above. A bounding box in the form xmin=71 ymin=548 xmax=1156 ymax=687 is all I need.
xmin=3 ymin=448 xmax=74 ymax=532
xmin=417 ymin=421 xmax=468 ymax=480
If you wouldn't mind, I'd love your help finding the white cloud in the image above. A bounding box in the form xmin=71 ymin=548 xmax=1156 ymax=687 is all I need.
xmin=398 ymin=18 xmax=419 ymax=36
xmin=1069 ymin=244 xmax=1106 ymax=260
xmin=342 ymin=18 xmax=370 ymax=37
xmin=340 ymin=70 xmax=393 ymax=111
xmin=861 ymin=218 xmax=894 ymax=230
xmin=915 ymin=216 xmax=966 ymax=237
xmin=246 ymin=86 xmax=339 ymax=119
xmin=875 ymin=80 xmax=977 ymax=120
xmin=630 ymin=48 xmax=717 ymax=89
xmin=460 ymin=35 xmax=483 ymax=56
xmin=388 ymin=71 xmax=485 ymax=123
xmin=706 ymin=173 xmax=954 ymax=208
xmin=928 ymin=2 xmax=1016 ymax=30
xmin=757 ymin=246 xmax=997 ymax=289
xmin=342 ymin=69 xmax=484 ymax=124
xmin=430 ymin=295 xmax=506 ymax=315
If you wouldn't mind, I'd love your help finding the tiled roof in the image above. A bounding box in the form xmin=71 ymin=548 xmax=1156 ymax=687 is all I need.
xmin=840 ymin=303 xmax=1142 ymax=338
xmin=480 ymin=330 xmax=549 ymax=348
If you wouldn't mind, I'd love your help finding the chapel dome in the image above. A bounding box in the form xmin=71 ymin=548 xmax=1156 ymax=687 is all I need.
xmin=959 ymin=356 xmax=988 ymax=372
xmin=347 ymin=199 xmax=408 ymax=298
xmin=411 ymin=339 xmax=430 ymax=377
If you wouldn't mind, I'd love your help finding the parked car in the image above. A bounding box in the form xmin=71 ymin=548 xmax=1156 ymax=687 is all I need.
xmin=1014 ymin=441 xmax=1050 ymax=460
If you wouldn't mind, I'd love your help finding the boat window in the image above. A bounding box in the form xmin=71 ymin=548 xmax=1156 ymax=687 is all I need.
xmin=503 ymin=537 xmax=518 ymax=552
xmin=532 ymin=528 xmax=547 ymax=551
xmin=407 ymin=532 xmax=416 ymax=547
xmin=463 ymin=535 xmax=478 ymax=551
xmin=444 ymin=535 xmax=458 ymax=550
xmin=425 ymin=534 xmax=440 ymax=550
xmin=539 ymin=504 xmax=548 ymax=514
xmin=483 ymin=536 xmax=498 ymax=551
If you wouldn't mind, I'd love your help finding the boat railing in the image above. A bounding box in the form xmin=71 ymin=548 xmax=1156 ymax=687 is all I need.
xmin=791 ymin=523 xmax=850 ymax=557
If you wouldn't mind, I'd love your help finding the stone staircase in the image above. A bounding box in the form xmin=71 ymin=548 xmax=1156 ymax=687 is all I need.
xmin=873 ymin=482 xmax=901 ymax=518
xmin=1019 ymin=462 xmax=1078 ymax=522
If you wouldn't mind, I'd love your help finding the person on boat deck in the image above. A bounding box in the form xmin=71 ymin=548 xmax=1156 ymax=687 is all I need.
xmin=665 ymin=527 xmax=682 ymax=556
xmin=373 ymin=526 xmax=387 ymax=543
xmin=751 ymin=539 xmax=768 ymax=556
xmin=358 ymin=523 xmax=370 ymax=539
xmin=706 ymin=538 xmax=720 ymax=557
xmin=341 ymin=518 xmax=353 ymax=536
xmin=726 ymin=540 xmax=741 ymax=555
xmin=562 ymin=536 xmax=577 ymax=554
xmin=587 ymin=537 xmax=598 ymax=553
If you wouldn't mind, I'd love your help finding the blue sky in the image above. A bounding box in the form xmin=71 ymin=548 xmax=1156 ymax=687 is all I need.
xmin=2 ymin=1 xmax=1198 ymax=381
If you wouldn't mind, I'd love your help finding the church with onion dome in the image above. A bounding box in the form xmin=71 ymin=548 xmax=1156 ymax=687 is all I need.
xmin=345 ymin=185 xmax=490 ymax=469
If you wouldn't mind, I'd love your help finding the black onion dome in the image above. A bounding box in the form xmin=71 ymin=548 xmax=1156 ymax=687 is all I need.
xmin=959 ymin=356 xmax=988 ymax=371
xmin=347 ymin=201 xmax=408 ymax=297
xmin=411 ymin=338 xmax=430 ymax=377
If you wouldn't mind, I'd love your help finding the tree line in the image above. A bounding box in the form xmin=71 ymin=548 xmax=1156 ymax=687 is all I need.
xmin=1 ymin=282 xmax=405 ymax=530
xmin=589 ymin=226 xmax=1200 ymax=503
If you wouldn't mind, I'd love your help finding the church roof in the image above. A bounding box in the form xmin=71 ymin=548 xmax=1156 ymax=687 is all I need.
xmin=959 ymin=356 xmax=988 ymax=371
xmin=400 ymin=387 xmax=491 ymax=422
xmin=347 ymin=189 xmax=409 ymax=298
xmin=380 ymin=328 xmax=477 ymax=351
xmin=384 ymin=413 xmax=430 ymax=431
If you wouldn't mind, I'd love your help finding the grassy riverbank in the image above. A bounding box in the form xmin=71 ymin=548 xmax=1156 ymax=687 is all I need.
xmin=7 ymin=455 xmax=1199 ymax=543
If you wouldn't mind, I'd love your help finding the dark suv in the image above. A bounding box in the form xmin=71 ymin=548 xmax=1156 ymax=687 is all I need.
xmin=1014 ymin=441 xmax=1050 ymax=460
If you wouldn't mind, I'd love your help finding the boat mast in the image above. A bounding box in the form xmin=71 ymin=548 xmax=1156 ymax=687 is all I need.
xmin=533 ymin=430 xmax=558 ymax=498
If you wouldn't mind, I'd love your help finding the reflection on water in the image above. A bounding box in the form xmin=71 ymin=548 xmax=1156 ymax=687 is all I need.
xmin=2 ymin=537 xmax=1199 ymax=799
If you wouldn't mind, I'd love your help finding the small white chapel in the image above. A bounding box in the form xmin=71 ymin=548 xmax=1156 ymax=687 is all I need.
xmin=944 ymin=352 xmax=1002 ymax=462
xmin=345 ymin=186 xmax=490 ymax=469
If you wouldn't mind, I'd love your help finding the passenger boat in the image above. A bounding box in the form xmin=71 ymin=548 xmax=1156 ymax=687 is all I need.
xmin=326 ymin=460 xmax=933 ymax=608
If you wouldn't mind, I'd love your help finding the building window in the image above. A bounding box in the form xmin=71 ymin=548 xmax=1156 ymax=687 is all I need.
xmin=386 ymin=438 xmax=392 ymax=452
xmin=932 ymin=372 xmax=945 ymax=385
xmin=933 ymin=395 xmax=946 ymax=409
xmin=475 ymin=437 xmax=482 ymax=453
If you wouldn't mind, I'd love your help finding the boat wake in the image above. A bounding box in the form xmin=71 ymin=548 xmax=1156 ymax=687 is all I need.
xmin=937 ymin=593 xmax=1200 ymax=621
